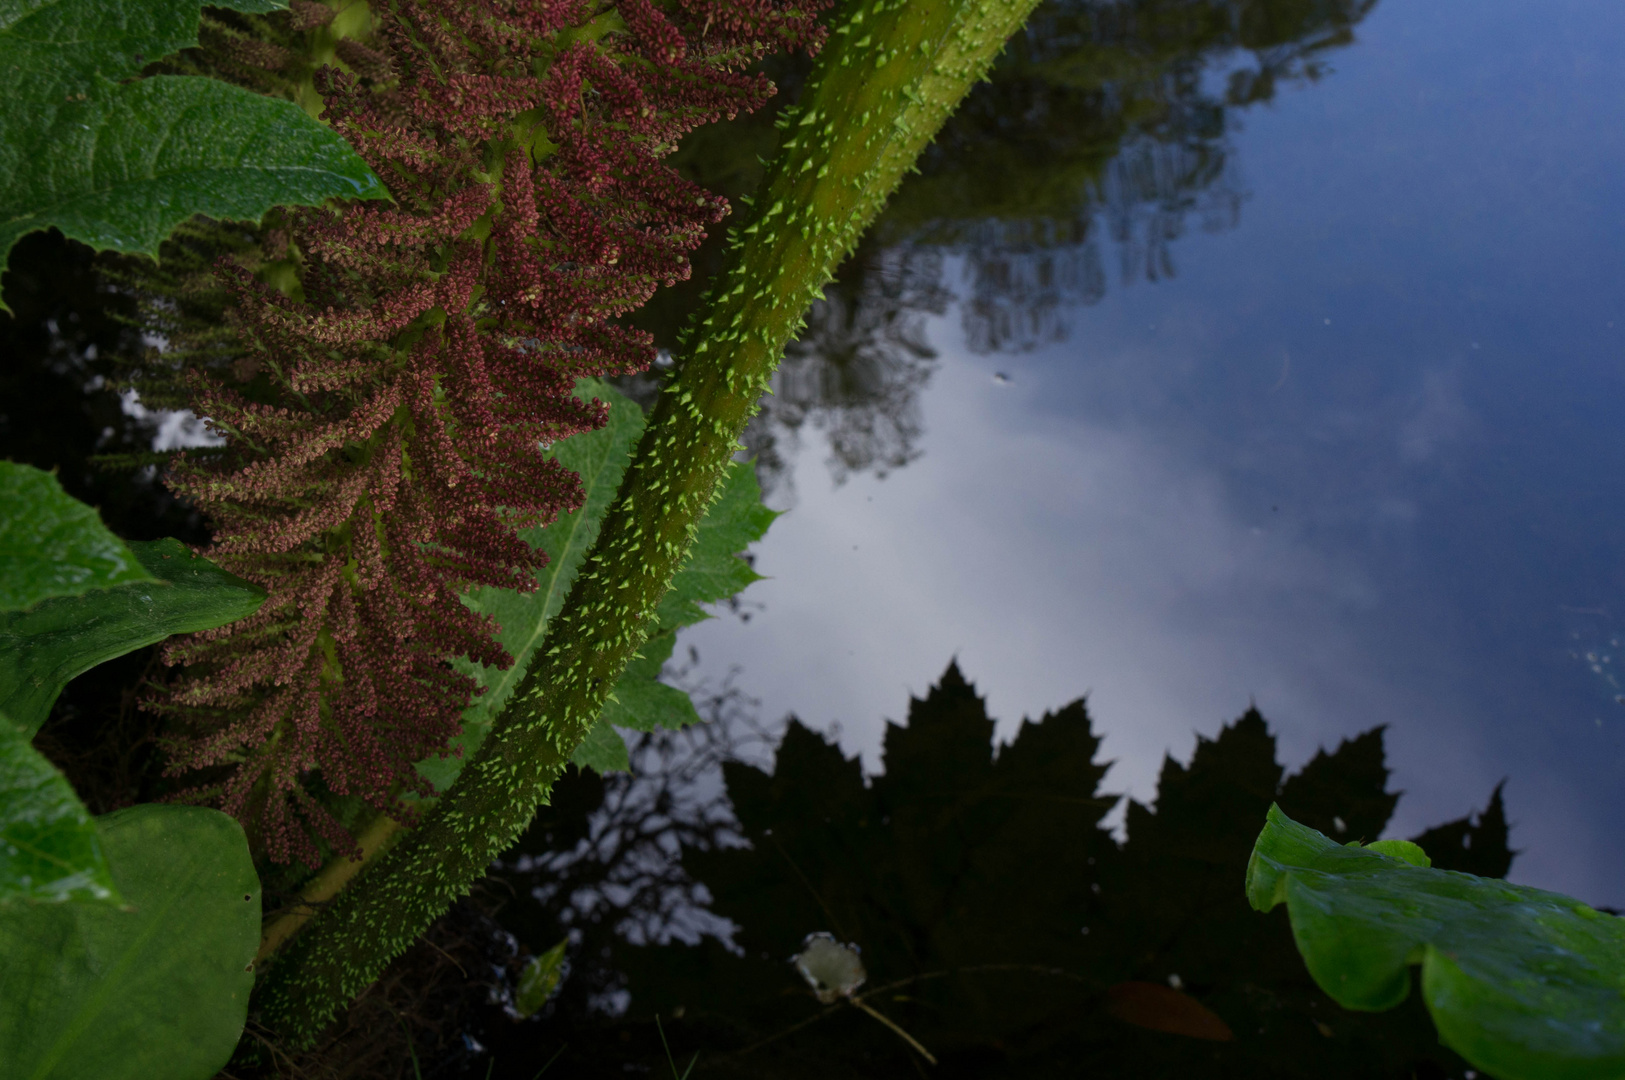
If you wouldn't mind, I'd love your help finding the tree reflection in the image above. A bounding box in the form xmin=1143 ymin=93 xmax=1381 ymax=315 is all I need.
xmin=741 ymin=242 xmax=952 ymax=490
xmin=633 ymin=0 xmax=1378 ymax=494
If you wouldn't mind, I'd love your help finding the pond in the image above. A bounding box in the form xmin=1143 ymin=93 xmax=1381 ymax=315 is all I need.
xmin=674 ymin=0 xmax=1625 ymax=909
xmin=2 ymin=0 xmax=1621 ymax=1075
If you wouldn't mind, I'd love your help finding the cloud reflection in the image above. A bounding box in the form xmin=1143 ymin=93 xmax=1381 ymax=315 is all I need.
xmin=687 ymin=314 xmax=1620 ymax=908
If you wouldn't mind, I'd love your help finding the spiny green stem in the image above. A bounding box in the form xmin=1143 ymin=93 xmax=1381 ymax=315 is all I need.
xmin=252 ymin=0 xmax=1044 ymax=1044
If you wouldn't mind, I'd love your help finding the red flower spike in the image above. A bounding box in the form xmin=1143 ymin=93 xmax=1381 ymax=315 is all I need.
xmin=152 ymin=0 xmax=831 ymax=864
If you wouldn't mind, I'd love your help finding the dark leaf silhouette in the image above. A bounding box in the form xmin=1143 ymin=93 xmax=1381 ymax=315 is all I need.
xmin=1411 ymin=782 xmax=1515 ymax=878
xmin=485 ymin=661 xmax=1503 ymax=1079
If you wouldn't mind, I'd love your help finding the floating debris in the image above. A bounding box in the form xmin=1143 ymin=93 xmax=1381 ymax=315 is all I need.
xmin=792 ymin=932 xmax=866 ymax=1004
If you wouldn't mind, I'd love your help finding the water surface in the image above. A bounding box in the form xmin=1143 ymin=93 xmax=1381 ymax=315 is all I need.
xmin=681 ymin=0 xmax=1625 ymax=906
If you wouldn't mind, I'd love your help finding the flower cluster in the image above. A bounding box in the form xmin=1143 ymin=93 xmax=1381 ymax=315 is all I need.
xmin=156 ymin=0 xmax=827 ymax=865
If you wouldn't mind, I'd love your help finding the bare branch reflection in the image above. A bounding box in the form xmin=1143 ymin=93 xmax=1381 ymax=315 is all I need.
xmin=722 ymin=0 xmax=1378 ymax=494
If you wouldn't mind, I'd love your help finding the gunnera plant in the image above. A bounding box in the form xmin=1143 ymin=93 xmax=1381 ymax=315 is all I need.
xmin=144 ymin=0 xmax=827 ymax=866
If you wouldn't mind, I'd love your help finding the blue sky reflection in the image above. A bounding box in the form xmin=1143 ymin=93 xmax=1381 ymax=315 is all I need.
xmin=685 ymin=0 xmax=1625 ymax=907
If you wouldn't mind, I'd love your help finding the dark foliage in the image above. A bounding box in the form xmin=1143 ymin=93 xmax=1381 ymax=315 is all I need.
xmin=225 ymin=894 xmax=515 ymax=1080
xmin=1411 ymin=781 xmax=1514 ymax=879
xmin=0 ymin=229 xmax=206 ymax=545
xmin=474 ymin=660 xmax=1507 ymax=1079
xmin=1 ymin=231 xmax=212 ymax=815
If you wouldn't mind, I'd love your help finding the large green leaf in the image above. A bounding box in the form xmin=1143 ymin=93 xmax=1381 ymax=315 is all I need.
xmin=1 ymin=75 xmax=386 ymax=275
xmin=598 ymin=631 xmax=701 ymax=733
xmin=1247 ymin=804 xmax=1625 ymax=1080
xmin=4 ymin=0 xmax=209 ymax=117
xmin=652 ymin=456 xmax=778 ymax=630
xmin=0 ymin=0 xmax=380 ymax=288
xmin=0 ymin=536 xmax=266 ymax=737
xmin=420 ymin=380 xmax=777 ymax=784
xmin=1 ymin=0 xmax=289 ymax=109
xmin=417 ymin=380 xmax=646 ymax=792
xmin=0 ymin=712 xmax=115 ymax=906
xmin=0 ymin=804 xmax=259 ymax=1080
xmin=0 ymin=461 xmax=152 ymax=613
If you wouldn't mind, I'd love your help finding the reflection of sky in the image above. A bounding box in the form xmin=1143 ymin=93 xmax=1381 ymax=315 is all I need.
xmin=684 ymin=0 xmax=1625 ymax=907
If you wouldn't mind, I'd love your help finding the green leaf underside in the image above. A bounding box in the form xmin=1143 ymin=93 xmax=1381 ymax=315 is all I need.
xmin=0 ymin=76 xmax=386 ymax=268
xmin=653 ymin=455 xmax=775 ymax=628
xmin=569 ymin=716 xmax=630 ymax=773
xmin=418 ymin=380 xmax=646 ymax=792
xmin=0 ymin=713 xmax=115 ymax=906
xmin=0 ymin=537 xmax=266 ymax=736
xmin=0 ymin=804 xmax=258 ymax=1080
xmin=422 ymin=381 xmax=774 ymax=787
xmin=0 ymin=461 xmax=151 ymax=614
xmin=1247 ymin=804 xmax=1625 ymax=1080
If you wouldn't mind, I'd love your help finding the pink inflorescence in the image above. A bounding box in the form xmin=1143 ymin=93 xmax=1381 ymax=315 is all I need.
xmin=156 ymin=0 xmax=828 ymax=866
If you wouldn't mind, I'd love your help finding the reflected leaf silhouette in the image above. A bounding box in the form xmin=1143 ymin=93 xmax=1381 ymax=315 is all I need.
xmin=485 ymin=659 xmax=1504 ymax=1079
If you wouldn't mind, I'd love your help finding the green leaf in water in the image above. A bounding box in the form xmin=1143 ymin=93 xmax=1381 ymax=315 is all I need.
xmin=514 ymin=938 xmax=570 ymax=1017
xmin=0 ymin=804 xmax=259 ymax=1080
xmin=0 ymin=712 xmax=115 ymax=906
xmin=516 ymin=669 xmax=1518 ymax=1077
xmin=0 ymin=537 xmax=265 ymax=737
xmin=0 ymin=461 xmax=152 ymax=613
xmin=1247 ymin=803 xmax=1625 ymax=1080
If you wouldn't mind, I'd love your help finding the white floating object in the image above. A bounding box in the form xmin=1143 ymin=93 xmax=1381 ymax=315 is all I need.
xmin=792 ymin=932 xmax=866 ymax=1004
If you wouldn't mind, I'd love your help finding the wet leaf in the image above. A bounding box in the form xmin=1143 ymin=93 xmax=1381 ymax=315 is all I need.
xmin=0 ymin=713 xmax=115 ymax=906
xmin=0 ymin=804 xmax=259 ymax=1080
xmin=1107 ymin=981 xmax=1234 ymax=1041
xmin=424 ymin=380 xmax=772 ymax=787
xmin=515 ymin=939 xmax=570 ymax=1017
xmin=1248 ymin=804 xmax=1625 ymax=1080
xmin=0 ymin=538 xmax=266 ymax=737
xmin=0 ymin=462 xmax=151 ymax=614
